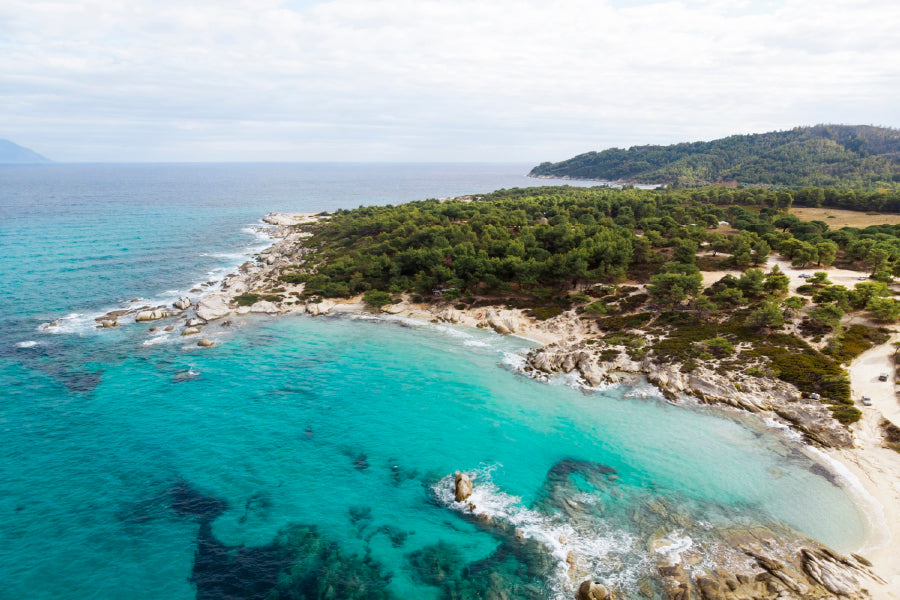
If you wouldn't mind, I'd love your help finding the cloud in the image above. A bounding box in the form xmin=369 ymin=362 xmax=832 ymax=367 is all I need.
xmin=0 ymin=0 xmax=898 ymax=161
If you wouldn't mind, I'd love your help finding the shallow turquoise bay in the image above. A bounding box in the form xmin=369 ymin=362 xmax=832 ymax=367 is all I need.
xmin=0 ymin=164 xmax=870 ymax=599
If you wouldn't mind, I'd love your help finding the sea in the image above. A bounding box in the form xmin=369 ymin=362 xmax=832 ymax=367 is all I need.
xmin=0 ymin=163 xmax=873 ymax=599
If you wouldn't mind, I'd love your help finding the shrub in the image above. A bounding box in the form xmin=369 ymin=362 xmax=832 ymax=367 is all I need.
xmin=278 ymin=273 xmax=309 ymax=284
xmin=362 ymin=290 xmax=393 ymax=308
xmin=234 ymin=293 xmax=259 ymax=306
xmin=530 ymin=306 xmax=564 ymax=320
xmin=830 ymin=405 xmax=862 ymax=425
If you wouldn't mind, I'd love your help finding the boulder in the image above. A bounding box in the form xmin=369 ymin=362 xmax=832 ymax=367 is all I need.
xmin=100 ymin=319 xmax=118 ymax=328
xmin=181 ymin=326 xmax=201 ymax=336
xmin=197 ymin=293 xmax=232 ymax=321
xmin=197 ymin=339 xmax=215 ymax=347
xmin=577 ymin=580 xmax=609 ymax=600
xmin=306 ymin=299 xmax=335 ymax=316
xmin=250 ymin=300 xmax=280 ymax=314
xmin=186 ymin=318 xmax=206 ymax=327
xmin=135 ymin=309 xmax=171 ymax=322
xmin=173 ymin=297 xmax=192 ymax=310
xmin=454 ymin=471 xmax=473 ymax=502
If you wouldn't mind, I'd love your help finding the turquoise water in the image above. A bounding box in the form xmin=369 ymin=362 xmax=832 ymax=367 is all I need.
xmin=0 ymin=164 xmax=870 ymax=599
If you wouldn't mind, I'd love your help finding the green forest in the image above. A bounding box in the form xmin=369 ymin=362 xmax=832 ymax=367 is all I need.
xmin=271 ymin=185 xmax=900 ymax=425
xmin=529 ymin=125 xmax=900 ymax=189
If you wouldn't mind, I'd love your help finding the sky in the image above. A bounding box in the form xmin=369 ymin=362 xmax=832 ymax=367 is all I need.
xmin=1 ymin=0 xmax=899 ymax=162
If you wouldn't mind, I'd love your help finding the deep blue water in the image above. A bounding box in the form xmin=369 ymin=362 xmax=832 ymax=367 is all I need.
xmin=0 ymin=164 xmax=870 ymax=599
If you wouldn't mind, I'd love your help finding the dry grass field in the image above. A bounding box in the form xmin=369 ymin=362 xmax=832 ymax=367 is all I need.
xmin=790 ymin=206 xmax=900 ymax=227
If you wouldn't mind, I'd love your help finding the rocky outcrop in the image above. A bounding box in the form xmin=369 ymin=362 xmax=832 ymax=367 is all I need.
xmin=577 ymin=580 xmax=610 ymax=600
xmin=305 ymin=299 xmax=335 ymax=316
xmin=441 ymin=460 xmax=884 ymax=600
xmin=250 ymin=301 xmax=280 ymax=314
xmin=522 ymin=341 xmax=853 ymax=448
xmin=135 ymin=308 xmax=175 ymax=322
xmin=197 ymin=293 xmax=232 ymax=321
xmin=453 ymin=471 xmax=473 ymax=502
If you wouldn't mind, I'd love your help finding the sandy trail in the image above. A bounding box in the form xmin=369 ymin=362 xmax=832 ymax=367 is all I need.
xmin=830 ymin=333 xmax=900 ymax=599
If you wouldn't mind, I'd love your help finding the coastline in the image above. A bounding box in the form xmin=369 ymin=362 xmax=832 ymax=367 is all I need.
xmin=85 ymin=211 xmax=898 ymax=597
xmin=828 ymin=336 xmax=900 ymax=599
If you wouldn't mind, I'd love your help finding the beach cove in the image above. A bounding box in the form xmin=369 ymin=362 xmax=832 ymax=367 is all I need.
xmin=1 ymin=164 xmax=896 ymax=599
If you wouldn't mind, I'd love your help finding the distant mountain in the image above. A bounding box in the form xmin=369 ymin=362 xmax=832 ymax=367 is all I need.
xmin=529 ymin=125 xmax=900 ymax=189
xmin=0 ymin=139 xmax=51 ymax=164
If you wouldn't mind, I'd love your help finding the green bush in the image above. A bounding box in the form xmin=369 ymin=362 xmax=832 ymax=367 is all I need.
xmin=278 ymin=273 xmax=309 ymax=284
xmin=234 ymin=293 xmax=260 ymax=306
xmin=362 ymin=290 xmax=393 ymax=307
xmin=830 ymin=405 xmax=862 ymax=425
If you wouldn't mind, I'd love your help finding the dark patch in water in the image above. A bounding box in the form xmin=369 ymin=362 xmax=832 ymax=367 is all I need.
xmin=354 ymin=453 xmax=369 ymax=470
xmin=809 ymin=463 xmax=840 ymax=487
xmin=406 ymin=541 xmax=464 ymax=586
xmin=387 ymin=458 xmax=418 ymax=485
xmin=239 ymin=492 xmax=273 ymax=525
xmin=172 ymin=480 xmax=396 ymax=600
xmin=169 ymin=480 xmax=228 ymax=523
xmin=370 ymin=525 xmax=410 ymax=548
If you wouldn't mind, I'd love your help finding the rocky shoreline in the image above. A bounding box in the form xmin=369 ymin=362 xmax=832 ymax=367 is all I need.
xmin=83 ymin=212 xmax=893 ymax=598
xmin=444 ymin=462 xmax=885 ymax=600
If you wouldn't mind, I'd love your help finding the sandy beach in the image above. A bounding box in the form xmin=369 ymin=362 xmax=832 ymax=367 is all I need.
xmin=832 ymin=335 xmax=900 ymax=599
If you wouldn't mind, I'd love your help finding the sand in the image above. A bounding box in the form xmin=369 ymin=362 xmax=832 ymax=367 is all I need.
xmin=832 ymin=334 xmax=900 ymax=599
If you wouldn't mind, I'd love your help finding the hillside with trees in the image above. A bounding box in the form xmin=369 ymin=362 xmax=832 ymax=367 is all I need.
xmin=529 ymin=125 xmax=900 ymax=189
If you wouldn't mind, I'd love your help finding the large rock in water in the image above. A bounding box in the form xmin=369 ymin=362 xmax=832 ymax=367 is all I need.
xmin=577 ymin=580 xmax=609 ymax=600
xmin=454 ymin=471 xmax=473 ymax=502
xmin=135 ymin=308 xmax=172 ymax=322
xmin=197 ymin=293 xmax=232 ymax=321
xmin=173 ymin=297 xmax=192 ymax=310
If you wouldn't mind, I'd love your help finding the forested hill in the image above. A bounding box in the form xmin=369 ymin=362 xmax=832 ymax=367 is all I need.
xmin=529 ymin=125 xmax=900 ymax=189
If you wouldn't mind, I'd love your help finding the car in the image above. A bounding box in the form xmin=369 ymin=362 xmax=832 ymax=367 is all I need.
xmin=857 ymin=276 xmax=869 ymax=281
xmin=862 ymin=397 xmax=873 ymax=406
xmin=879 ymin=372 xmax=889 ymax=381
xmin=798 ymin=273 xmax=811 ymax=279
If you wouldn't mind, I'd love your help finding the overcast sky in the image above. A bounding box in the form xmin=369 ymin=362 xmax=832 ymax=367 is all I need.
xmin=1 ymin=0 xmax=898 ymax=162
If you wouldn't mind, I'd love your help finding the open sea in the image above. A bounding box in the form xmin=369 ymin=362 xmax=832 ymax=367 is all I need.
xmin=0 ymin=163 xmax=872 ymax=599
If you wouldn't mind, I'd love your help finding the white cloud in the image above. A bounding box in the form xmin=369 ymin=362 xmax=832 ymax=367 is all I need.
xmin=0 ymin=0 xmax=898 ymax=161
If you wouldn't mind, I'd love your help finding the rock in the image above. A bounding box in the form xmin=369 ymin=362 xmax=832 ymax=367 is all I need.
xmin=135 ymin=308 xmax=171 ymax=322
xmin=576 ymin=580 xmax=609 ymax=600
xmin=181 ymin=326 xmax=201 ymax=336
xmin=164 ymin=325 xmax=175 ymax=332
xmin=100 ymin=319 xmax=118 ymax=328
xmin=305 ymin=299 xmax=335 ymax=316
xmin=197 ymin=339 xmax=215 ymax=347
xmin=801 ymin=549 xmax=860 ymax=596
xmin=196 ymin=293 xmax=232 ymax=321
xmin=454 ymin=471 xmax=473 ymax=502
xmin=173 ymin=297 xmax=192 ymax=310
xmin=186 ymin=318 xmax=206 ymax=327
xmin=249 ymin=300 xmax=280 ymax=314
